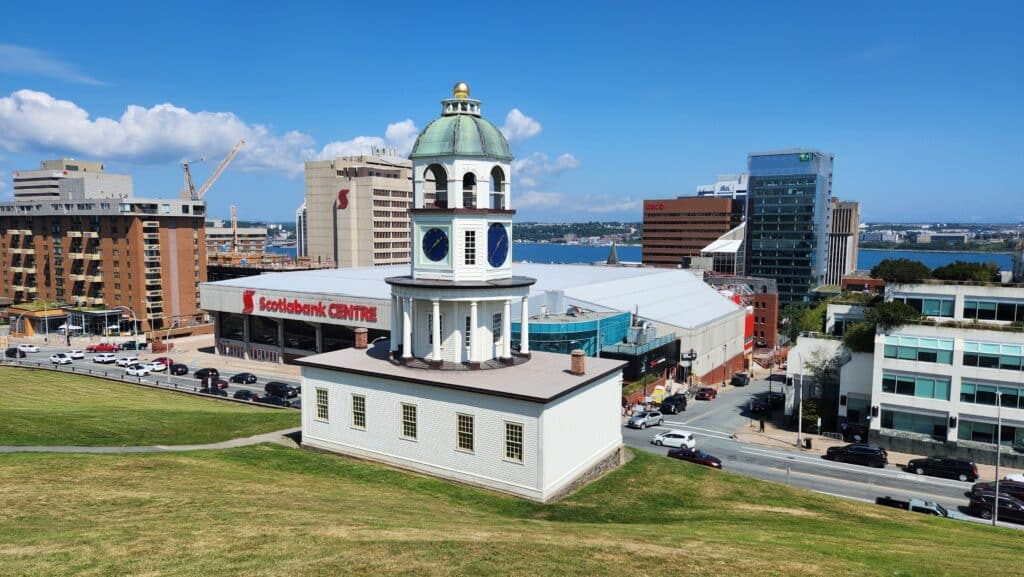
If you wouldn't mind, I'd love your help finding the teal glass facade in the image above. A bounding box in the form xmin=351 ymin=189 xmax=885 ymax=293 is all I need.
xmin=746 ymin=150 xmax=833 ymax=305
xmin=512 ymin=311 xmax=631 ymax=356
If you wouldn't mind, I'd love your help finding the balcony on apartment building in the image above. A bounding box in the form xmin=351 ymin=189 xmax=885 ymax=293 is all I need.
xmin=69 ymin=272 xmax=86 ymax=281
xmin=142 ymin=220 xmax=160 ymax=228
xmin=84 ymin=251 xmax=103 ymax=261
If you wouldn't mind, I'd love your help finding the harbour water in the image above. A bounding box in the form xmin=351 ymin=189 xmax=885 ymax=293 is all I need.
xmin=266 ymin=244 xmax=1014 ymax=270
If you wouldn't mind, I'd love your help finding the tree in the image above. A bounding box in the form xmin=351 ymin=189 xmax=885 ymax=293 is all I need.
xmin=779 ymin=304 xmax=808 ymax=342
xmin=842 ymin=322 xmax=876 ymax=353
xmin=865 ymin=300 xmax=921 ymax=330
xmin=870 ymin=258 xmax=931 ymax=283
xmin=931 ymin=260 xmax=999 ymax=282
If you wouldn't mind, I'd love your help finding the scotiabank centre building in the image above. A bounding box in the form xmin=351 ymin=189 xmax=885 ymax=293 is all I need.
xmin=199 ymin=263 xmax=751 ymax=385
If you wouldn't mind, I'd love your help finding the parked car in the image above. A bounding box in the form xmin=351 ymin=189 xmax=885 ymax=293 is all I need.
xmin=92 ymin=353 xmax=117 ymax=364
xmin=153 ymin=356 xmax=174 ymax=367
xmin=169 ymin=363 xmax=189 ymax=376
xmin=126 ymin=364 xmax=151 ymax=377
xmin=146 ymin=361 xmax=167 ymax=372
xmin=119 ymin=341 xmax=147 ymax=351
xmin=695 ymin=387 xmax=718 ymax=401
xmin=17 ymin=343 xmax=40 ymax=353
xmin=264 ymin=381 xmax=299 ymax=399
xmin=626 ymin=410 xmax=663 ymax=429
xmin=730 ymin=373 xmax=751 ymax=386
xmin=233 ymin=390 xmax=259 ymax=401
xmin=290 ymin=398 xmax=302 ymax=409
xmin=50 ymin=353 xmax=73 ymax=365
xmin=968 ymin=492 xmax=1024 ymax=524
xmin=766 ymin=391 xmax=785 ymax=408
xmin=199 ymin=387 xmax=228 ymax=397
xmin=875 ymin=496 xmax=968 ymax=520
xmin=115 ymin=356 xmax=140 ymax=367
xmin=667 ymin=447 xmax=722 ymax=469
xmin=4 ymin=347 xmax=26 ymax=358
xmin=659 ymin=394 xmax=688 ymax=414
xmin=749 ymin=400 xmax=768 ymax=415
xmin=230 ymin=372 xmax=258 ymax=384
xmin=651 ymin=429 xmax=696 ymax=449
xmin=207 ymin=378 xmax=229 ymax=390
xmin=194 ymin=368 xmax=220 ymax=380
xmin=905 ymin=457 xmax=978 ymax=482
xmin=825 ymin=443 xmax=888 ymax=468
xmin=86 ymin=343 xmax=119 ymax=353
xmin=971 ymin=480 xmax=1024 ymax=503
xmin=67 ymin=350 xmax=85 ymax=359
xmin=257 ymin=395 xmax=291 ymax=407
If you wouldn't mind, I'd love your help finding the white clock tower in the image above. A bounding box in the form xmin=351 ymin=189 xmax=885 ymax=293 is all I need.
xmin=386 ymin=82 xmax=534 ymax=368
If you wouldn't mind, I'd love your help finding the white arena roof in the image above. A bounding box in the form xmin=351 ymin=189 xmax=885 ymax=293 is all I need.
xmin=205 ymin=263 xmax=742 ymax=330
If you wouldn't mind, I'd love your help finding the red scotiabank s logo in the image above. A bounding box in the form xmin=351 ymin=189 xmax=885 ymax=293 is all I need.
xmin=242 ymin=290 xmax=256 ymax=314
xmin=337 ymin=189 xmax=349 ymax=209
xmin=644 ymin=202 xmax=665 ymax=211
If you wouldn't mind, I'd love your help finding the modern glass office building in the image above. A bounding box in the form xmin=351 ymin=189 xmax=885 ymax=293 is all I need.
xmin=745 ymin=149 xmax=833 ymax=305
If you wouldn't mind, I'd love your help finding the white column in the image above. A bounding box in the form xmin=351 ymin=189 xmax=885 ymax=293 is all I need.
xmin=402 ymin=297 xmax=412 ymax=359
xmin=520 ymin=295 xmax=530 ymax=354
xmin=390 ymin=295 xmax=399 ymax=353
xmin=432 ymin=299 xmax=441 ymax=361
xmin=502 ymin=299 xmax=512 ymax=358
xmin=469 ymin=300 xmax=478 ymax=363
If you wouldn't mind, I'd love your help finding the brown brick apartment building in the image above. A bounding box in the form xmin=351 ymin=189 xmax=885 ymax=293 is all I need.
xmin=1 ymin=160 xmax=207 ymax=332
xmin=642 ymin=196 xmax=744 ymax=268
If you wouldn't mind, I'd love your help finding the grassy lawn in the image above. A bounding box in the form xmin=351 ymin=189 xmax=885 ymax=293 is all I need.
xmin=0 ymin=446 xmax=1019 ymax=577
xmin=0 ymin=367 xmax=299 ymax=446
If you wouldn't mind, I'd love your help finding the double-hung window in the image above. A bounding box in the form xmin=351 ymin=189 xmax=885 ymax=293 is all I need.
xmin=504 ymin=422 xmax=523 ymax=463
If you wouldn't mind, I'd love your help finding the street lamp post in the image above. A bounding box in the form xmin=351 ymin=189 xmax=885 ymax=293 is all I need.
xmin=792 ymin=350 xmax=804 ymax=448
xmin=993 ymin=391 xmax=1003 ymax=526
xmin=721 ymin=343 xmax=727 ymax=386
xmin=164 ymin=321 xmax=180 ymax=388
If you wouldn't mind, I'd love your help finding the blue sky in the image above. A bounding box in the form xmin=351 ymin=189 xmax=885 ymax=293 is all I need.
xmin=1 ymin=1 xmax=1021 ymax=223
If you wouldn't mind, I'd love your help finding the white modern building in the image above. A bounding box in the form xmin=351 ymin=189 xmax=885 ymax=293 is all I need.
xmin=295 ymin=83 xmax=626 ymax=501
xmin=864 ymin=282 xmax=1024 ymax=463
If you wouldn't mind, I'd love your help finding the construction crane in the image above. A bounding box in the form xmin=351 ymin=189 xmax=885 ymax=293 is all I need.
xmin=182 ymin=139 xmax=245 ymax=200
xmin=231 ymin=205 xmax=239 ymax=253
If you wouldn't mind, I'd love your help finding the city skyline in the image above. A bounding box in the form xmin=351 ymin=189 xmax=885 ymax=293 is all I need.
xmin=0 ymin=1 xmax=1021 ymax=223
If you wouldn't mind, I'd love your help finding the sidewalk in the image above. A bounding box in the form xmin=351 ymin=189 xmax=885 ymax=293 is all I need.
xmin=733 ymin=419 xmax=1023 ymax=481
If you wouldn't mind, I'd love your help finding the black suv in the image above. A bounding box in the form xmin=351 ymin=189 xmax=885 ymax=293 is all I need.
xmin=730 ymin=373 xmax=751 ymax=386
xmin=825 ymin=443 xmax=888 ymax=468
xmin=4 ymin=347 xmax=26 ymax=358
xmin=968 ymin=492 xmax=1024 ymax=524
xmin=265 ymin=381 xmax=299 ymax=398
xmin=194 ymin=367 xmax=220 ymax=379
xmin=659 ymin=394 xmax=688 ymax=414
xmin=120 ymin=341 xmax=147 ymax=351
xmin=972 ymin=480 xmax=1024 ymax=502
xmin=906 ymin=456 xmax=978 ymax=482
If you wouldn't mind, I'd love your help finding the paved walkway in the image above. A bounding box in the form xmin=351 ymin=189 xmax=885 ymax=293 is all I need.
xmin=0 ymin=427 xmax=301 ymax=454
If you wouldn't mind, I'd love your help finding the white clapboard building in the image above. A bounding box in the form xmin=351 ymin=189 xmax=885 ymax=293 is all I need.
xmin=298 ymin=83 xmax=625 ymax=501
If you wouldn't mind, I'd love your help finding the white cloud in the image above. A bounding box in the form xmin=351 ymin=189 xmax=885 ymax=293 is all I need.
xmin=0 ymin=89 xmax=415 ymax=177
xmin=512 ymin=152 xmax=580 ymax=188
xmin=500 ymin=109 xmax=541 ymax=143
xmin=515 ymin=191 xmax=565 ymax=209
xmin=583 ymin=196 xmax=641 ymax=214
xmin=0 ymin=44 xmax=107 ymax=86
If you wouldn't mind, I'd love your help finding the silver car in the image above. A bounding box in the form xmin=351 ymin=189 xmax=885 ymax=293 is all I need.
xmin=626 ymin=410 xmax=664 ymax=429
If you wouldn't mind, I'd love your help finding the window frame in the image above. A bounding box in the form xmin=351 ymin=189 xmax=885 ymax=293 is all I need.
xmin=315 ymin=387 xmax=329 ymax=422
xmin=351 ymin=394 xmax=366 ymax=430
xmin=464 ymin=230 xmax=476 ymax=265
xmin=504 ymin=421 xmax=524 ymax=464
xmin=456 ymin=413 xmax=474 ymax=453
xmin=400 ymin=403 xmax=418 ymax=441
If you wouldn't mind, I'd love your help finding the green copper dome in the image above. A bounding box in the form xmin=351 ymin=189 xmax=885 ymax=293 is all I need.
xmin=410 ymin=114 xmax=512 ymax=161
xmin=410 ymin=85 xmax=512 ymax=161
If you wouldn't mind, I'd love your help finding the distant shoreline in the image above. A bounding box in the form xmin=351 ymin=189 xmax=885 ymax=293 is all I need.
xmin=860 ymin=248 xmax=1013 ymax=256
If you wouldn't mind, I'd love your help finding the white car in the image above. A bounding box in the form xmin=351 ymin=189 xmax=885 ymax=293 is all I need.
xmin=93 ymin=353 xmax=117 ymax=364
xmin=115 ymin=356 xmax=140 ymax=367
xmin=17 ymin=344 xmax=40 ymax=353
xmin=49 ymin=353 xmax=73 ymax=365
xmin=126 ymin=364 xmax=151 ymax=377
xmin=147 ymin=361 xmax=167 ymax=372
xmin=67 ymin=350 xmax=85 ymax=359
xmin=651 ymin=430 xmax=696 ymax=449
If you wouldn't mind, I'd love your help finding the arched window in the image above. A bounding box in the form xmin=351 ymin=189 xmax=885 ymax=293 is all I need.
xmin=489 ymin=166 xmax=505 ymax=209
xmin=425 ymin=164 xmax=448 ymax=208
xmin=463 ymin=173 xmax=476 ymax=208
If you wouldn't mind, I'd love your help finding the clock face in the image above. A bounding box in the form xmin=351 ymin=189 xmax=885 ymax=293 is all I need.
xmin=422 ymin=227 xmax=449 ymax=262
xmin=487 ymin=223 xmax=509 ymax=267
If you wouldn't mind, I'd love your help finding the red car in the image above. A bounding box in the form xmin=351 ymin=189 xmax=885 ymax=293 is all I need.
xmin=86 ymin=343 xmax=119 ymax=353
xmin=153 ymin=356 xmax=174 ymax=367
xmin=202 ymin=377 xmax=229 ymax=390
xmin=695 ymin=387 xmax=718 ymax=400
xmin=667 ymin=447 xmax=723 ymax=469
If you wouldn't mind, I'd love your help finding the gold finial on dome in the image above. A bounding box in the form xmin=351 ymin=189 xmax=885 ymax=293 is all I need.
xmin=453 ymin=81 xmax=470 ymax=99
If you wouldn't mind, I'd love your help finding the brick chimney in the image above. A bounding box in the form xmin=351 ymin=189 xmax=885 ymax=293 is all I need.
xmin=570 ymin=349 xmax=585 ymax=375
xmin=354 ymin=327 xmax=368 ymax=349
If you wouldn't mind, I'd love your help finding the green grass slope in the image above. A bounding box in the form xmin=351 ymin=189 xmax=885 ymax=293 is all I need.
xmin=0 ymin=367 xmax=299 ymax=446
xmin=0 ymin=446 xmax=1019 ymax=577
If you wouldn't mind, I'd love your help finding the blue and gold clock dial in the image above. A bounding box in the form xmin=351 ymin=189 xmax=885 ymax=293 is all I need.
xmin=422 ymin=227 xmax=449 ymax=262
xmin=487 ymin=223 xmax=509 ymax=267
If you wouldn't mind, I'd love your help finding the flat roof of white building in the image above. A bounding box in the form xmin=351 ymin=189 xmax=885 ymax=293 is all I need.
xmin=298 ymin=341 xmax=626 ymax=403
xmin=204 ymin=263 xmax=742 ymax=330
